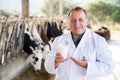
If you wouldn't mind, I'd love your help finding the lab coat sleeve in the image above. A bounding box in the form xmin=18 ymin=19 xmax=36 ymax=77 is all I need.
xmin=44 ymin=37 xmax=59 ymax=74
xmin=44 ymin=52 xmax=56 ymax=74
xmin=86 ymin=38 xmax=114 ymax=77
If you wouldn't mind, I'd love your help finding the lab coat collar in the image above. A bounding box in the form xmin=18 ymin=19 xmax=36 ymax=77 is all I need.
xmin=65 ymin=32 xmax=76 ymax=49
xmin=65 ymin=28 xmax=92 ymax=49
xmin=77 ymin=28 xmax=92 ymax=48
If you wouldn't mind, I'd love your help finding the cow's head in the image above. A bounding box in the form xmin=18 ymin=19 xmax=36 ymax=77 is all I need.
xmin=29 ymin=49 xmax=43 ymax=72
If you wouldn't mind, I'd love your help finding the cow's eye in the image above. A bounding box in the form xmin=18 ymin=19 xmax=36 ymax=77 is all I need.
xmin=32 ymin=56 xmax=35 ymax=58
xmin=35 ymin=57 xmax=39 ymax=62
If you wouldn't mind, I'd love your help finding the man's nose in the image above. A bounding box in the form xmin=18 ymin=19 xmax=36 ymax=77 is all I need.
xmin=75 ymin=20 xmax=80 ymax=27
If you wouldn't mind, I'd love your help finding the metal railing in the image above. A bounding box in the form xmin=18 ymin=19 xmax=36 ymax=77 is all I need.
xmin=0 ymin=16 xmax=25 ymax=67
xmin=0 ymin=16 xmax=63 ymax=67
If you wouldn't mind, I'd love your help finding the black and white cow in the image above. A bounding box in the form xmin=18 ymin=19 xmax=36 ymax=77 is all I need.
xmin=23 ymin=28 xmax=38 ymax=55
xmin=23 ymin=25 xmax=51 ymax=71
xmin=45 ymin=21 xmax=63 ymax=40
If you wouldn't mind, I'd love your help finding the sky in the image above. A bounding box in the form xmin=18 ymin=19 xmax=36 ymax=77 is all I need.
xmin=0 ymin=0 xmax=21 ymax=14
xmin=0 ymin=0 xmax=95 ymax=16
xmin=0 ymin=0 xmax=44 ymax=15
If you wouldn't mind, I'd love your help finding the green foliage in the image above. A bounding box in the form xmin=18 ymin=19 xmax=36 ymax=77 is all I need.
xmin=86 ymin=1 xmax=120 ymax=24
xmin=97 ymin=0 xmax=120 ymax=5
xmin=41 ymin=0 xmax=49 ymax=15
xmin=63 ymin=3 xmax=75 ymax=17
xmin=41 ymin=0 xmax=75 ymax=17
xmin=111 ymin=6 xmax=120 ymax=22
xmin=0 ymin=9 xmax=13 ymax=16
xmin=53 ymin=0 xmax=59 ymax=15
xmin=41 ymin=0 xmax=120 ymax=30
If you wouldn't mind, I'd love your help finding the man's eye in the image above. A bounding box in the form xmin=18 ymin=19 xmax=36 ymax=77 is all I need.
xmin=70 ymin=20 xmax=76 ymax=23
xmin=79 ymin=19 xmax=83 ymax=22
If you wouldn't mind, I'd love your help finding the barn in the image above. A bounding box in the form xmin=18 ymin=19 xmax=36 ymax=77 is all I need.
xmin=0 ymin=0 xmax=120 ymax=80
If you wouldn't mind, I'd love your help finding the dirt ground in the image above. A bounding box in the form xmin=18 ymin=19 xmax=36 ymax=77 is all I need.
xmin=110 ymin=31 xmax=120 ymax=40
xmin=12 ymin=60 xmax=55 ymax=80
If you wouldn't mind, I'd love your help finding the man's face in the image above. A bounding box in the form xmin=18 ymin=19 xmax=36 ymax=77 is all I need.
xmin=68 ymin=10 xmax=88 ymax=37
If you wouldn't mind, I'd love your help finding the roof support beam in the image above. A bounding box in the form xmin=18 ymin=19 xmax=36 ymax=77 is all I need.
xmin=22 ymin=0 xmax=29 ymax=17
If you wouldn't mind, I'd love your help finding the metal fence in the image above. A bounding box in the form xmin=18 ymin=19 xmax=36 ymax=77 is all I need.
xmin=0 ymin=16 xmax=25 ymax=67
xmin=0 ymin=15 xmax=63 ymax=67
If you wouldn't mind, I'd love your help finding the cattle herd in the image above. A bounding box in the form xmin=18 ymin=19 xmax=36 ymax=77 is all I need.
xmin=0 ymin=16 xmax=111 ymax=72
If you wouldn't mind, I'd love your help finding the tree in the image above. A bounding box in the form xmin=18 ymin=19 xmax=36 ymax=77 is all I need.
xmin=86 ymin=1 xmax=120 ymax=24
xmin=96 ymin=0 xmax=120 ymax=5
xmin=111 ymin=6 xmax=120 ymax=23
xmin=0 ymin=9 xmax=13 ymax=16
xmin=41 ymin=0 xmax=75 ymax=17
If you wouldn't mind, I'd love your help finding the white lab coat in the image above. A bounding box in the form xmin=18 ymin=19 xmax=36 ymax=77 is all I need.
xmin=44 ymin=28 xmax=114 ymax=80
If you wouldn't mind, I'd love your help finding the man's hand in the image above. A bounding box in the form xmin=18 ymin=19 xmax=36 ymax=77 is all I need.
xmin=55 ymin=53 xmax=65 ymax=68
xmin=70 ymin=56 xmax=88 ymax=68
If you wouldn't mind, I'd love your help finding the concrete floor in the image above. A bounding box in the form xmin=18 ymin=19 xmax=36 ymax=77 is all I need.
xmin=0 ymin=53 xmax=29 ymax=80
xmin=101 ymin=31 xmax=120 ymax=80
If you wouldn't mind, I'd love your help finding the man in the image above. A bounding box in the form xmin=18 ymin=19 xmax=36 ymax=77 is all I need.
xmin=44 ymin=6 xmax=114 ymax=80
